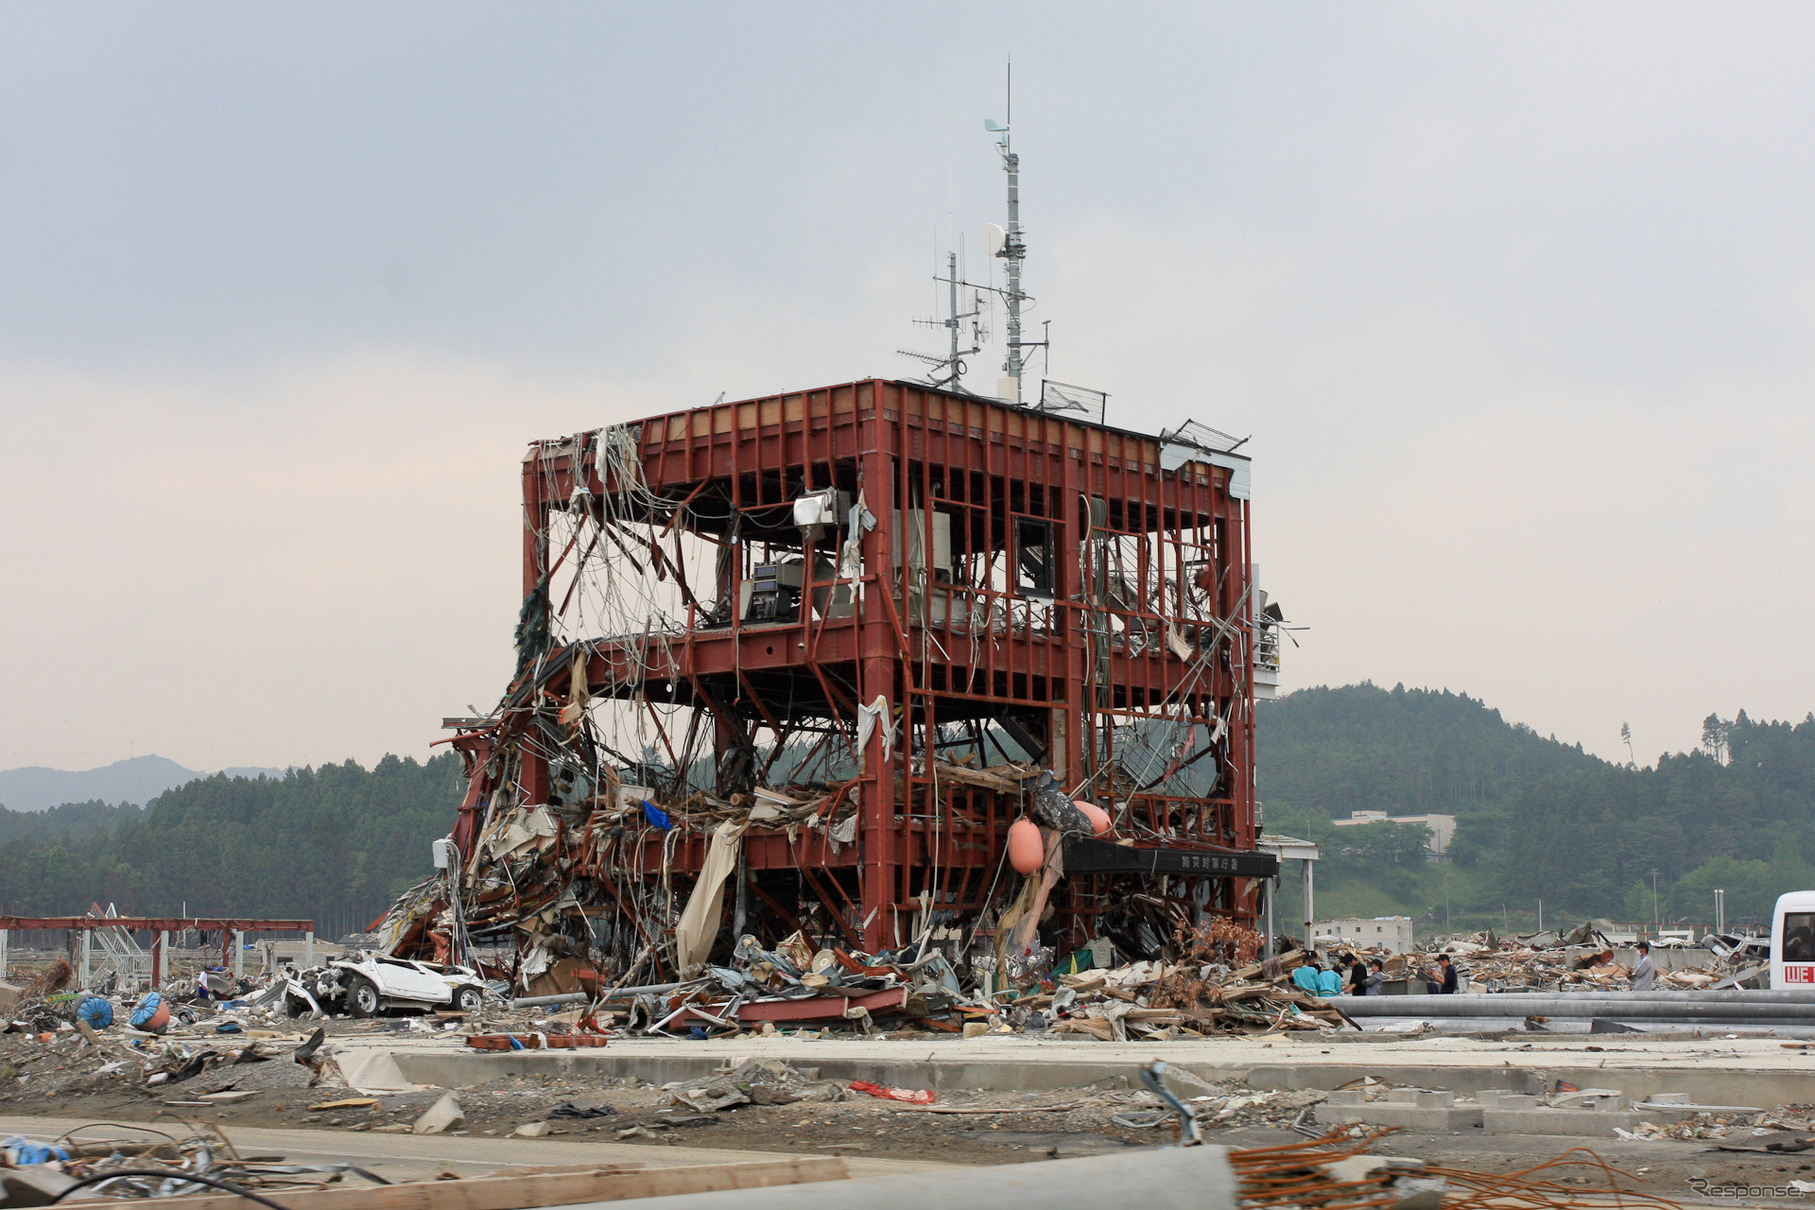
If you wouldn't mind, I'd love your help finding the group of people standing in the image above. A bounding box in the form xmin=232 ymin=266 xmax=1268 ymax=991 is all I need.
xmin=1292 ymin=951 xmax=1384 ymax=995
xmin=1290 ymin=950 xmax=1460 ymax=996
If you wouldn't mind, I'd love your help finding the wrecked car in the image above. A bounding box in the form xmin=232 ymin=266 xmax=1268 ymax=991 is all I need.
xmin=284 ymin=953 xmax=484 ymax=1018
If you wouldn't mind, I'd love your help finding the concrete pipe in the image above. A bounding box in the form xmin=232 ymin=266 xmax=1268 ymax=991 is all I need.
xmin=1334 ymin=993 xmax=1815 ymax=1021
xmin=1342 ymin=989 xmax=1815 ymax=1006
xmin=575 ymin=1145 xmax=1238 ymax=1210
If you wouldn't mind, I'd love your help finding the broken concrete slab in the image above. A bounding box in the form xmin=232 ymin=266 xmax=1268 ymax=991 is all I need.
xmin=1472 ymin=1091 xmax=1539 ymax=1108
xmin=1383 ymin=1089 xmax=1454 ymax=1108
xmin=412 ymin=1091 xmax=465 ymax=1135
xmin=1324 ymin=1102 xmax=1484 ymax=1132
xmin=326 ymin=1043 xmax=434 ymax=1094
xmin=1321 ymin=1088 xmax=1483 ymax=1131
xmin=0 ymin=1165 xmax=80 ymax=1207
xmin=671 ymin=1081 xmax=752 ymax=1113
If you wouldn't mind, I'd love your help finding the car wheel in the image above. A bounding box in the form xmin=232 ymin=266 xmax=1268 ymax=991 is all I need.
xmin=347 ymin=976 xmax=381 ymax=1018
xmin=453 ymin=985 xmax=483 ymax=1013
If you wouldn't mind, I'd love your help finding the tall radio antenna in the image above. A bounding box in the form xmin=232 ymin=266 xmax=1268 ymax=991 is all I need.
xmin=984 ymin=60 xmax=1044 ymax=406
xmin=901 ymin=61 xmax=1056 ymax=403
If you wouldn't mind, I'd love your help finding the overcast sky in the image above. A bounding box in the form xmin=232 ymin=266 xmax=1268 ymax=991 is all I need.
xmin=4 ymin=3 xmax=1813 ymax=773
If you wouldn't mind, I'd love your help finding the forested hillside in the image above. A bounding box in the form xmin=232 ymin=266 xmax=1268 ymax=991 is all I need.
xmin=0 ymin=801 xmax=145 ymax=846
xmin=4 ymin=685 xmax=1811 ymax=942
xmin=1499 ymin=711 xmax=1815 ymax=928
xmin=1260 ymin=683 xmax=1603 ymax=821
xmin=1260 ymin=684 xmax=1815 ymax=931
xmin=0 ymin=754 xmax=462 ymax=938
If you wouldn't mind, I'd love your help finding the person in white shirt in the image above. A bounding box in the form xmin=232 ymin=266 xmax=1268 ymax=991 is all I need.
xmin=1630 ymin=941 xmax=1655 ymax=991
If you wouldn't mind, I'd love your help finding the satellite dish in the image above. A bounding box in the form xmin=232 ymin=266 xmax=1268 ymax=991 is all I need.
xmin=981 ymin=223 xmax=1006 ymax=256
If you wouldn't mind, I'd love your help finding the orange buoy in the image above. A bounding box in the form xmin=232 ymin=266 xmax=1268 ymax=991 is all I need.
xmin=1007 ymin=818 xmax=1045 ymax=874
xmin=1074 ymin=800 xmax=1112 ymax=836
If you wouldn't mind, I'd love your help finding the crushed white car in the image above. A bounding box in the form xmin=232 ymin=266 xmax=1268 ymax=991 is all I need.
xmin=283 ymin=953 xmax=484 ymax=1017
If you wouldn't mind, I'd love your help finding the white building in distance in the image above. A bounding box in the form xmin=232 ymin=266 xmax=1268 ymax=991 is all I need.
xmin=1317 ymin=915 xmax=1415 ymax=954
xmin=1329 ymin=810 xmax=1456 ymax=857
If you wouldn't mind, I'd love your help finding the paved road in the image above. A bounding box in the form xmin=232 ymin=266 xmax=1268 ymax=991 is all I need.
xmin=0 ymin=1114 xmax=950 ymax=1184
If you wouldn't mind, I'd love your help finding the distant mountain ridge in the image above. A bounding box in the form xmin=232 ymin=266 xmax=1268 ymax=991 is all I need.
xmin=0 ymin=756 xmax=286 ymax=812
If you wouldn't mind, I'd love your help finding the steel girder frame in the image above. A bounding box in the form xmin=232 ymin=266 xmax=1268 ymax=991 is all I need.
xmin=0 ymin=916 xmax=314 ymax=987
xmin=486 ymin=379 xmax=1261 ymax=956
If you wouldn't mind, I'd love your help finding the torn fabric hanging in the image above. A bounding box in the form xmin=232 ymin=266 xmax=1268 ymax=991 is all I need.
xmin=674 ymin=820 xmax=748 ymax=974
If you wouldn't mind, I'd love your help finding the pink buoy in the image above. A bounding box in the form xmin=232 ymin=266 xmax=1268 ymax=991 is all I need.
xmin=141 ymin=1000 xmax=170 ymax=1034
xmin=1074 ymin=800 xmax=1112 ymax=836
xmin=1007 ymin=818 xmax=1045 ymax=874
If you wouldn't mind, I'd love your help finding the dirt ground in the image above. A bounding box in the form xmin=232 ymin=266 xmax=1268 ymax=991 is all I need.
xmin=3 ymin=1023 xmax=1813 ymax=1201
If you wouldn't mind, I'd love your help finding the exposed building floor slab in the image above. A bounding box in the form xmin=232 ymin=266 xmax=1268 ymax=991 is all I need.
xmin=355 ymin=1029 xmax=1815 ymax=1111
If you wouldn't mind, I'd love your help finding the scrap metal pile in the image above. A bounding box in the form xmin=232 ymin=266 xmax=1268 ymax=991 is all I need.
xmin=1228 ymin=1131 xmax=1691 ymax=1210
xmin=474 ymin=923 xmax=1355 ymax=1043
xmin=2 ymin=981 xmax=330 ymax=1099
xmin=1369 ymin=922 xmax=1772 ymax=993
xmin=0 ymin=1121 xmax=393 ymax=1205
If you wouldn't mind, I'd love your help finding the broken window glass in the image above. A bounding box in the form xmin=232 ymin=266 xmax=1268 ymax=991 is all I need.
xmin=1015 ymin=518 xmax=1053 ymax=597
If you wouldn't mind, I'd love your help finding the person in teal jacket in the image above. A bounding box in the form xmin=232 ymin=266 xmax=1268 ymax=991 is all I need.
xmin=1291 ymin=954 xmax=1322 ymax=993
xmin=1316 ymin=965 xmax=1343 ymax=997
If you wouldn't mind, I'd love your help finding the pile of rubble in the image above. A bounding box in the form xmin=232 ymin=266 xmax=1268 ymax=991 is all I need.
xmin=1327 ymin=919 xmax=1769 ymax=993
xmin=0 ymin=950 xmax=465 ymax=1110
xmin=0 ymin=1118 xmax=397 ymax=1205
xmin=1616 ymin=1102 xmax=1815 ymax=1144
xmin=478 ymin=922 xmax=1354 ymax=1043
xmin=0 ymin=914 xmax=1362 ymax=1073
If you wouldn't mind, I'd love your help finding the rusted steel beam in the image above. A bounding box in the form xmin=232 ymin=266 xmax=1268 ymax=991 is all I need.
xmin=0 ymin=917 xmax=313 ymax=931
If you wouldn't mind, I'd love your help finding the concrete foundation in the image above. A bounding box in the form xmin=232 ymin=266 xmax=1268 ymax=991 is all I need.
xmin=1321 ymin=1088 xmax=1483 ymax=1132
xmin=364 ymin=1031 xmax=1815 ymax=1121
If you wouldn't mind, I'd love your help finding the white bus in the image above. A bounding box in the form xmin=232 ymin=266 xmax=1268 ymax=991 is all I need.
xmin=1771 ymin=891 xmax=1815 ymax=989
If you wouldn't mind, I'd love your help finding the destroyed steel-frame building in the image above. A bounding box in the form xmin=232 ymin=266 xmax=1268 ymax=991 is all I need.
xmin=378 ymin=380 xmax=1284 ymax=991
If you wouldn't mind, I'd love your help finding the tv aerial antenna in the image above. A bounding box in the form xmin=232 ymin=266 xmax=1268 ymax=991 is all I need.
xmin=897 ymin=250 xmax=986 ymax=391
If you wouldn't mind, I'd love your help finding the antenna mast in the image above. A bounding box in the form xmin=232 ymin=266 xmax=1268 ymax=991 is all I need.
xmin=987 ymin=62 xmax=1044 ymax=407
xmin=899 ymin=65 xmax=1054 ymax=403
xmin=896 ymin=249 xmax=982 ymax=390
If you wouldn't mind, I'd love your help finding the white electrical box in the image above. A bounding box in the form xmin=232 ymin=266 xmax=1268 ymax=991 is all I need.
xmin=793 ymin=488 xmax=851 ymax=530
xmin=892 ymin=509 xmax=952 ymax=576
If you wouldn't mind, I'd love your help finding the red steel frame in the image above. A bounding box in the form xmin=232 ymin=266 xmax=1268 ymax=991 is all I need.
xmin=449 ymin=379 xmax=1266 ymax=961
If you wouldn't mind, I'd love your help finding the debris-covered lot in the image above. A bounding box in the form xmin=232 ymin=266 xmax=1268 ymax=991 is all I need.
xmin=0 ymin=1019 xmax=1329 ymax=1164
xmin=8 ymin=1003 xmax=1815 ymax=1205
